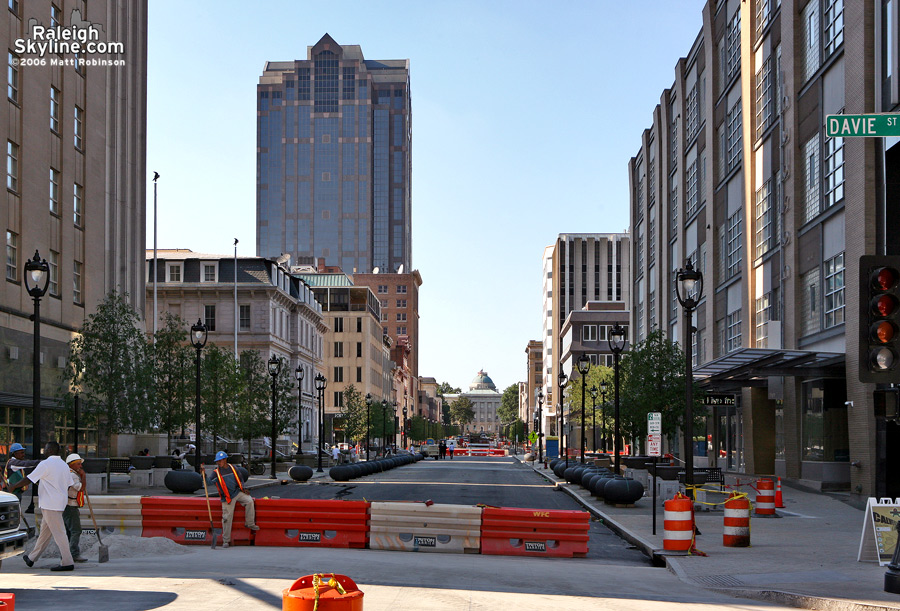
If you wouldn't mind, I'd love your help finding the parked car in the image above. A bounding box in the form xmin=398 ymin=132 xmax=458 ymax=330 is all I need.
xmin=0 ymin=491 xmax=27 ymax=568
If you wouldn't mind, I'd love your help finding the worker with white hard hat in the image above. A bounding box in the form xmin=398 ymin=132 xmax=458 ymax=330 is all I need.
xmin=63 ymin=453 xmax=87 ymax=563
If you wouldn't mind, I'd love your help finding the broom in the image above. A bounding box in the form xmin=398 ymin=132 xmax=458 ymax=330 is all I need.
xmin=83 ymin=490 xmax=108 ymax=563
xmin=201 ymin=468 xmax=218 ymax=549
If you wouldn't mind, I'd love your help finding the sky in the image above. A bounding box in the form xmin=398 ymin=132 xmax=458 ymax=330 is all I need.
xmin=146 ymin=0 xmax=707 ymax=393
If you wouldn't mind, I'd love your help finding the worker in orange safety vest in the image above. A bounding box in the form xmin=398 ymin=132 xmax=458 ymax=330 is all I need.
xmin=204 ymin=451 xmax=260 ymax=548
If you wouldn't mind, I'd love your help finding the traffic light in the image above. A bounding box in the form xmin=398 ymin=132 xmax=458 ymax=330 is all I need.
xmin=860 ymin=255 xmax=900 ymax=382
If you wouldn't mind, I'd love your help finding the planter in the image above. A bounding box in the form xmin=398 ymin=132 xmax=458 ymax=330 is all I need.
xmin=645 ymin=464 xmax=681 ymax=480
xmin=129 ymin=456 xmax=155 ymax=471
xmin=82 ymin=458 xmax=109 ymax=474
xmin=603 ymin=477 xmax=644 ymax=505
xmin=226 ymin=454 xmax=243 ymax=465
xmin=164 ymin=469 xmax=202 ymax=494
xmin=330 ymin=465 xmax=352 ymax=481
xmin=153 ymin=455 xmax=174 ymax=469
xmin=289 ymin=465 xmax=314 ymax=482
xmin=622 ymin=456 xmax=652 ymax=469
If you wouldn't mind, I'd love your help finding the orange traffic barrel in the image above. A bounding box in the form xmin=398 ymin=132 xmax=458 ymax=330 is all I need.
xmin=723 ymin=493 xmax=750 ymax=547
xmin=755 ymin=479 xmax=776 ymax=515
xmin=663 ymin=493 xmax=693 ymax=551
xmin=283 ymin=574 xmax=364 ymax=611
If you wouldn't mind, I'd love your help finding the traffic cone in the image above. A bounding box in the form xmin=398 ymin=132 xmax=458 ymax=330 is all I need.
xmin=775 ymin=477 xmax=785 ymax=508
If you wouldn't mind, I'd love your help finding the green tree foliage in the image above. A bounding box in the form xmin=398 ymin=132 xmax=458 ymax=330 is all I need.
xmin=341 ymin=384 xmax=367 ymax=442
xmin=449 ymin=396 xmax=475 ymax=428
xmin=66 ymin=292 xmax=154 ymax=455
xmin=437 ymin=381 xmax=461 ymax=396
xmin=497 ymin=384 xmax=519 ymax=425
xmin=150 ymin=313 xmax=192 ymax=446
xmin=233 ymin=350 xmax=273 ymax=449
xmin=564 ymin=365 xmax=613 ymax=428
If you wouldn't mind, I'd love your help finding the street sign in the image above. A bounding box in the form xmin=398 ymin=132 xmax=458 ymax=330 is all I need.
xmin=826 ymin=114 xmax=900 ymax=138
xmin=647 ymin=434 xmax=662 ymax=457
xmin=648 ymin=412 xmax=662 ymax=434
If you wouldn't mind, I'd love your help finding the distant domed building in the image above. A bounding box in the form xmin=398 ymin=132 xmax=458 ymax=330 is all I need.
xmin=445 ymin=370 xmax=502 ymax=437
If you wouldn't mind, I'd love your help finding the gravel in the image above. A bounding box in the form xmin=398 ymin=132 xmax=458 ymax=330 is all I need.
xmin=25 ymin=533 xmax=195 ymax=560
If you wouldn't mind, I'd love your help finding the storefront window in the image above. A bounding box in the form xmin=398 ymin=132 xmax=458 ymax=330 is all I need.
xmin=774 ymin=403 xmax=785 ymax=460
xmin=802 ymin=379 xmax=849 ymax=461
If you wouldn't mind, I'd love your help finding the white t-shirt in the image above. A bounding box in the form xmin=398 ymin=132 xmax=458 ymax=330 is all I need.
xmin=27 ymin=455 xmax=75 ymax=512
xmin=331 ymin=447 xmax=340 ymax=459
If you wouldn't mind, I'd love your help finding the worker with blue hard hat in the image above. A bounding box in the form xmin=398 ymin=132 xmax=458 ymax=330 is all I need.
xmin=4 ymin=442 xmax=41 ymax=502
xmin=202 ymin=450 xmax=259 ymax=549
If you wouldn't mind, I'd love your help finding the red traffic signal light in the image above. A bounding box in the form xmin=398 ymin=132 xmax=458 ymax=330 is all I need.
xmin=860 ymin=256 xmax=900 ymax=382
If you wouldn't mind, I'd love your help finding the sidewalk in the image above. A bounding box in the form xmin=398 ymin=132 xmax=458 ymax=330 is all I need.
xmin=519 ymin=455 xmax=900 ymax=611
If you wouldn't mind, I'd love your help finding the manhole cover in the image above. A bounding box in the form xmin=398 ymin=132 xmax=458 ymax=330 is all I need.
xmin=693 ymin=574 xmax=746 ymax=587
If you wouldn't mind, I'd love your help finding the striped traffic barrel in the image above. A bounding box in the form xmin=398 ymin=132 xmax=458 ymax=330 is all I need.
xmin=723 ymin=492 xmax=750 ymax=547
xmin=663 ymin=493 xmax=693 ymax=551
xmin=755 ymin=479 xmax=776 ymax=515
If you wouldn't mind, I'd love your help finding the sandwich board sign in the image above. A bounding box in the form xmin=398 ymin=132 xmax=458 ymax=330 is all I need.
xmin=857 ymin=497 xmax=900 ymax=565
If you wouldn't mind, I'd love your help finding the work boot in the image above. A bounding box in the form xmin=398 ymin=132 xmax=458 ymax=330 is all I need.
xmin=222 ymin=542 xmax=230 ymax=549
xmin=73 ymin=556 xmax=88 ymax=563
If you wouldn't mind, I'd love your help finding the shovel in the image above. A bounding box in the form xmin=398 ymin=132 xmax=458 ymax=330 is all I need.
xmin=200 ymin=468 xmax=219 ymax=549
xmin=83 ymin=490 xmax=109 ymax=563
xmin=19 ymin=509 xmax=35 ymax=539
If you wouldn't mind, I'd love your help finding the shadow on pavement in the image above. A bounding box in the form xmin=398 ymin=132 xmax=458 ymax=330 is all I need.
xmin=8 ymin=587 xmax=177 ymax=611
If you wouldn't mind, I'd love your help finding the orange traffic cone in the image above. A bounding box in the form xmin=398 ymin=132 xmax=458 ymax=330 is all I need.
xmin=775 ymin=477 xmax=785 ymax=508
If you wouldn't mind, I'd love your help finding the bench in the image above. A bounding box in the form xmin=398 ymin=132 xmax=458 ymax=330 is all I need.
xmin=109 ymin=458 xmax=132 ymax=474
xmin=678 ymin=467 xmax=724 ymax=489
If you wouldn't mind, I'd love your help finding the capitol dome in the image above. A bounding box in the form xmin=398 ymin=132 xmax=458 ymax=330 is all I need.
xmin=469 ymin=370 xmax=497 ymax=391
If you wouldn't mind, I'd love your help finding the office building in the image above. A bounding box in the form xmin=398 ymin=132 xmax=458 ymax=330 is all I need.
xmin=257 ymin=34 xmax=411 ymax=276
xmin=444 ymin=370 xmax=502 ymax=437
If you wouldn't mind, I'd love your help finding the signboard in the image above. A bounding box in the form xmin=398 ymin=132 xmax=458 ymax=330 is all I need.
xmin=298 ymin=532 xmax=322 ymax=543
xmin=648 ymin=413 xmax=662 ymax=457
xmin=525 ymin=541 xmax=547 ymax=552
xmin=826 ymin=114 xmax=900 ymax=138
xmin=648 ymin=412 xmax=661 ymax=434
xmin=647 ymin=434 xmax=662 ymax=457
xmin=704 ymin=394 xmax=736 ymax=406
xmin=857 ymin=497 xmax=900 ymax=565
xmin=414 ymin=536 xmax=437 ymax=548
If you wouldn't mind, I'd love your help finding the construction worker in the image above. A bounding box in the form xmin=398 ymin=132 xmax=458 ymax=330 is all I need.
xmin=4 ymin=442 xmax=41 ymax=503
xmin=63 ymin=454 xmax=87 ymax=563
xmin=203 ymin=451 xmax=259 ymax=548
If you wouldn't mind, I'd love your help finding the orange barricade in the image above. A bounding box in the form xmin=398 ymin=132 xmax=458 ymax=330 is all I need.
xmin=141 ymin=496 xmax=252 ymax=546
xmin=253 ymin=499 xmax=368 ymax=548
xmin=755 ymin=479 xmax=776 ymax=515
xmin=0 ymin=593 xmax=14 ymax=610
xmin=283 ymin=574 xmax=364 ymax=611
xmin=480 ymin=507 xmax=589 ymax=558
xmin=663 ymin=494 xmax=693 ymax=551
xmin=723 ymin=492 xmax=750 ymax=547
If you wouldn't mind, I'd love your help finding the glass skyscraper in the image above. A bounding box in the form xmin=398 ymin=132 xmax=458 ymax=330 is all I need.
xmin=257 ymin=34 xmax=412 ymax=274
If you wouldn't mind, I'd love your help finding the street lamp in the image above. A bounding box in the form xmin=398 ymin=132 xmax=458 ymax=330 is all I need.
xmin=295 ymin=363 xmax=304 ymax=454
xmin=589 ymin=385 xmax=598 ymax=452
xmin=381 ymin=400 xmax=388 ymax=456
xmin=268 ymin=355 xmax=282 ymax=479
xmin=392 ymin=400 xmax=398 ymax=452
xmin=576 ymin=354 xmax=591 ymax=463
xmin=536 ymin=387 xmax=544 ymax=463
xmin=675 ymin=259 xmax=704 ymax=498
xmin=557 ymin=370 xmax=568 ymax=468
xmin=402 ymin=405 xmax=408 ymax=451
xmin=365 ymin=393 xmax=371 ymax=461
xmin=599 ymin=380 xmax=608 ymax=451
xmin=189 ymin=319 xmax=208 ymax=474
xmin=609 ymin=323 xmax=626 ymax=474
xmin=314 ymin=373 xmax=327 ymax=472
xmin=24 ymin=251 xmax=49 ymax=461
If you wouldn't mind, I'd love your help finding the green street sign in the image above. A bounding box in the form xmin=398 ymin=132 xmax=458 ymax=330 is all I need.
xmin=826 ymin=114 xmax=900 ymax=137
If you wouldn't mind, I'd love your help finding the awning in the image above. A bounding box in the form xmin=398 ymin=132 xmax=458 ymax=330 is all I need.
xmin=692 ymin=348 xmax=845 ymax=391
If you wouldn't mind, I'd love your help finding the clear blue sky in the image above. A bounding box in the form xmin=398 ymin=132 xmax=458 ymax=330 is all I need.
xmin=146 ymin=0 xmax=707 ymax=393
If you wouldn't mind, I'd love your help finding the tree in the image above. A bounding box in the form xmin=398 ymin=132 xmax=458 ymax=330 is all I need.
xmin=233 ymin=350 xmax=272 ymax=451
xmin=437 ymin=381 xmax=461 ymax=396
xmin=341 ymin=384 xmax=367 ymax=442
xmin=497 ymin=384 xmax=519 ymax=425
xmin=150 ymin=313 xmax=193 ymax=447
xmin=436 ymin=382 xmax=460 ymax=426
xmin=449 ymin=396 xmax=474 ymax=428
xmin=66 ymin=292 xmax=155 ymax=455
xmin=200 ymin=344 xmax=243 ymax=451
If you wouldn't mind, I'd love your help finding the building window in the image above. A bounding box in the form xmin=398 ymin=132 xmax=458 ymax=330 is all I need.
xmin=756 ymin=294 xmax=772 ymax=348
xmin=334 ymin=317 xmax=344 ymax=333
xmin=49 ymin=168 xmax=60 ymax=214
xmin=670 ymin=101 xmax=678 ymax=166
xmin=356 ymin=342 xmax=362 ymax=358
xmin=8 ymin=0 xmax=18 ymax=16
xmin=239 ymin=305 xmax=250 ymax=330
xmin=685 ymin=160 xmax=699 ymax=218
xmin=755 ymin=0 xmax=774 ymax=41
xmin=801 ymin=268 xmax=821 ymax=336
xmin=755 ymin=56 xmax=774 ymax=140
xmin=824 ymin=253 xmax=845 ymax=329
xmin=8 ymin=51 xmax=18 ymax=103
xmin=397 ymin=299 xmax=407 ymax=308
xmin=724 ymin=209 xmax=743 ymax=280
xmin=74 ymin=183 xmax=84 ymax=226
xmin=5 ymin=230 xmax=16 ymax=280
xmin=202 ymin=263 xmax=216 ymax=282
xmin=804 ymin=0 xmax=821 ymax=82
xmin=204 ymin=305 xmax=216 ymax=331
xmin=725 ymin=100 xmax=742 ymax=173
xmin=397 ymin=285 xmax=407 ymax=294
xmin=73 ymin=260 xmax=82 ymax=303
xmin=396 ymin=312 xmax=406 ymax=322
xmin=397 ymin=326 xmax=407 ymax=335
xmin=48 ymin=250 xmax=59 ymax=296
xmin=7 ymin=140 xmax=18 ymax=192
xmin=670 ymin=185 xmax=678 ymax=233
xmin=334 ymin=342 xmax=344 ymax=358
xmin=333 ymin=366 xmax=344 ymax=383
xmin=803 ymin=134 xmax=821 ymax=223
xmin=685 ymin=85 xmax=699 ymax=143
xmin=824 ymin=134 xmax=844 ymax=209
xmin=725 ymin=10 xmax=741 ymax=83
xmin=356 ymin=317 xmax=362 ymax=333
xmin=167 ymin=263 xmax=182 ymax=283
xmin=333 ymin=391 xmax=343 ymax=407
xmin=377 ymin=285 xmax=388 ymax=294
xmin=74 ymin=106 xmax=84 ymax=149
xmin=648 ymin=213 xmax=656 ymax=267
xmin=635 ymin=224 xmax=644 ymax=274
xmin=649 ymin=290 xmax=657 ymax=330
xmin=50 ymin=3 xmax=60 ymax=27
xmin=823 ymin=0 xmax=844 ymax=57
xmin=50 ymin=86 xmax=60 ymax=132
xmin=726 ymin=309 xmax=742 ymax=353
xmin=755 ymin=180 xmax=774 ymax=260
xmin=583 ymin=325 xmax=597 ymax=342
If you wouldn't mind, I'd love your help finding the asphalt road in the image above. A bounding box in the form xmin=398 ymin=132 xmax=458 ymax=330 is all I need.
xmin=250 ymin=455 xmax=648 ymax=565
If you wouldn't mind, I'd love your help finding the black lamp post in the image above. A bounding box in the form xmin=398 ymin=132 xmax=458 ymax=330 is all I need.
xmin=24 ymin=251 xmax=49 ymax=461
xmin=402 ymin=405 xmax=408 ymax=451
xmin=268 ymin=355 xmax=282 ymax=479
xmin=599 ymin=380 xmax=608 ymax=451
xmin=295 ymin=363 xmax=304 ymax=454
xmin=314 ymin=373 xmax=327 ymax=472
xmin=381 ymin=400 xmax=388 ymax=456
xmin=392 ymin=400 xmax=398 ymax=452
xmin=536 ymin=388 xmax=544 ymax=463
xmin=609 ymin=323 xmax=626 ymax=474
xmin=675 ymin=259 xmax=704 ymax=498
xmin=189 ymin=319 xmax=208 ymax=473
xmin=365 ymin=393 xmax=371 ymax=461
xmin=589 ymin=385 xmax=597 ymax=452
xmin=576 ymin=354 xmax=591 ymax=463
xmin=557 ymin=370 xmax=568 ymax=468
